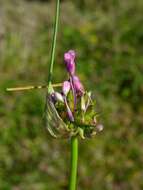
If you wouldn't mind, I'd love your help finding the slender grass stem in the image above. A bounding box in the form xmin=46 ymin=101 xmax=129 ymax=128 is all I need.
xmin=69 ymin=136 xmax=78 ymax=190
xmin=6 ymin=83 xmax=62 ymax=92
xmin=47 ymin=0 xmax=60 ymax=87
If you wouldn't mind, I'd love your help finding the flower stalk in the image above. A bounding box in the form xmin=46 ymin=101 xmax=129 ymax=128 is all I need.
xmin=69 ymin=136 xmax=78 ymax=190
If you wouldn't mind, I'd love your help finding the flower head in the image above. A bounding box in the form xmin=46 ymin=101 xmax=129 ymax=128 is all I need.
xmin=64 ymin=50 xmax=76 ymax=75
xmin=45 ymin=50 xmax=103 ymax=139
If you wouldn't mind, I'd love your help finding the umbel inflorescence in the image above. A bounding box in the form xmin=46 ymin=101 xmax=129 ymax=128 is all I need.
xmin=45 ymin=50 xmax=103 ymax=139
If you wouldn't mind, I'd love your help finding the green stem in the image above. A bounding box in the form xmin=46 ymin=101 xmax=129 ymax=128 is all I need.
xmin=69 ymin=136 xmax=78 ymax=190
xmin=47 ymin=0 xmax=60 ymax=88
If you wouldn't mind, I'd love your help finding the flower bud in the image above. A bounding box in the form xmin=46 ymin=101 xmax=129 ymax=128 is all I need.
xmin=62 ymin=81 xmax=71 ymax=96
xmin=96 ymin=124 xmax=104 ymax=132
xmin=81 ymin=96 xmax=86 ymax=111
xmin=93 ymin=116 xmax=97 ymax=124
xmin=72 ymin=75 xmax=84 ymax=95
xmin=64 ymin=50 xmax=76 ymax=75
xmin=64 ymin=97 xmax=74 ymax=122
xmin=54 ymin=92 xmax=64 ymax=103
xmin=68 ymin=50 xmax=76 ymax=59
xmin=66 ymin=106 xmax=74 ymax=122
xmin=50 ymin=93 xmax=57 ymax=103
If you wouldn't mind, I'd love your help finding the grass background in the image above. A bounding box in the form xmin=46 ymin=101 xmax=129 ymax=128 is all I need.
xmin=0 ymin=0 xmax=143 ymax=189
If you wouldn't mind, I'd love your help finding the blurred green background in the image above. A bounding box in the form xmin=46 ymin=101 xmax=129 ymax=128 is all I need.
xmin=0 ymin=0 xmax=143 ymax=189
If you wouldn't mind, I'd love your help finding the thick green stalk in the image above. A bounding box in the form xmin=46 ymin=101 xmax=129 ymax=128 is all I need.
xmin=47 ymin=0 xmax=60 ymax=88
xmin=69 ymin=136 xmax=78 ymax=190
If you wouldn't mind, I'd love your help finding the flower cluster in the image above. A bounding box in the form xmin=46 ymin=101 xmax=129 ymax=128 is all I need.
xmin=45 ymin=50 xmax=103 ymax=138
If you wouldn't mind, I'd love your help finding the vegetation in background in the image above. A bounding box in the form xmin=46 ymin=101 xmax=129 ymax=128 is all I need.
xmin=0 ymin=0 xmax=143 ymax=189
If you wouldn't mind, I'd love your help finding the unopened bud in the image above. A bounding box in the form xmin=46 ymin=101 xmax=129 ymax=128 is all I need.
xmin=62 ymin=81 xmax=71 ymax=96
xmin=64 ymin=97 xmax=74 ymax=122
xmin=93 ymin=116 xmax=97 ymax=124
xmin=64 ymin=50 xmax=76 ymax=75
xmin=54 ymin=92 xmax=64 ymax=103
xmin=72 ymin=75 xmax=84 ymax=95
xmin=81 ymin=96 xmax=86 ymax=111
xmin=96 ymin=124 xmax=104 ymax=132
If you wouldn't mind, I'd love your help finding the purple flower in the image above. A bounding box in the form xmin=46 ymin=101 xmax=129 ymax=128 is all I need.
xmin=62 ymin=81 xmax=71 ymax=96
xmin=72 ymin=75 xmax=84 ymax=95
xmin=64 ymin=50 xmax=76 ymax=75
